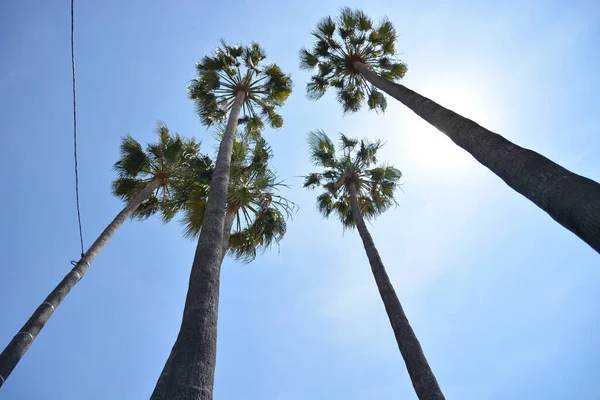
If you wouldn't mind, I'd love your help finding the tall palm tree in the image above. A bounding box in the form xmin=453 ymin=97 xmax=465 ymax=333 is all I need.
xmin=150 ymin=134 xmax=295 ymax=400
xmin=300 ymin=8 xmax=600 ymax=253
xmin=152 ymin=41 xmax=292 ymax=399
xmin=304 ymin=130 xmax=445 ymax=400
xmin=0 ymin=123 xmax=202 ymax=388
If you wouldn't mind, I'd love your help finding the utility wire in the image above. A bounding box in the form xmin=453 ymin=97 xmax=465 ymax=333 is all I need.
xmin=71 ymin=0 xmax=84 ymax=258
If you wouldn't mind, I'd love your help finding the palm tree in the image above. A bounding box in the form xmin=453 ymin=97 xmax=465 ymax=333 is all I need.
xmin=303 ymin=130 xmax=445 ymax=400
xmin=152 ymin=41 xmax=292 ymax=399
xmin=182 ymin=134 xmax=295 ymax=263
xmin=0 ymin=123 xmax=202 ymax=388
xmin=300 ymin=8 xmax=600 ymax=253
xmin=149 ymin=134 xmax=295 ymax=400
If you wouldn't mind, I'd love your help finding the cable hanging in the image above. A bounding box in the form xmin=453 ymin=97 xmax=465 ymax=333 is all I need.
xmin=71 ymin=0 xmax=84 ymax=258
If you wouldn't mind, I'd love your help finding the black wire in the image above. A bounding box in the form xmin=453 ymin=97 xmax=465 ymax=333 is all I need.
xmin=71 ymin=0 xmax=84 ymax=258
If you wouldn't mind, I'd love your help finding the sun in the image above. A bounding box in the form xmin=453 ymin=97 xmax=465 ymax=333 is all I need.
xmin=399 ymin=82 xmax=490 ymax=173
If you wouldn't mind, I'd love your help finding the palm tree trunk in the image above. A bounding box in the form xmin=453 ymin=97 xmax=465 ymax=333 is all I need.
xmin=149 ymin=208 xmax=236 ymax=400
xmin=0 ymin=179 xmax=161 ymax=388
xmin=354 ymin=61 xmax=600 ymax=253
xmin=220 ymin=206 xmax=237 ymax=263
xmin=348 ymin=184 xmax=445 ymax=400
xmin=155 ymin=90 xmax=246 ymax=400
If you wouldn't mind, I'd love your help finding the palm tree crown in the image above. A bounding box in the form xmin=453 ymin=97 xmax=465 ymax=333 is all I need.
xmin=111 ymin=122 xmax=204 ymax=221
xmin=181 ymin=132 xmax=296 ymax=262
xmin=227 ymin=205 xmax=289 ymax=263
xmin=303 ymin=130 xmax=401 ymax=228
xmin=300 ymin=7 xmax=407 ymax=113
xmin=189 ymin=40 xmax=293 ymax=129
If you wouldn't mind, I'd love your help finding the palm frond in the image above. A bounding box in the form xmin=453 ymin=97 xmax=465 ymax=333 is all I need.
xmin=111 ymin=177 xmax=146 ymax=201
xmin=228 ymin=207 xmax=287 ymax=263
xmin=356 ymin=10 xmax=373 ymax=31
xmin=263 ymin=63 xmax=293 ymax=104
xmin=317 ymin=192 xmax=334 ymax=216
xmin=307 ymin=130 xmax=336 ymax=167
xmin=302 ymin=172 xmax=322 ymax=188
xmin=367 ymin=88 xmax=387 ymax=113
xmin=315 ymin=15 xmax=336 ymax=38
xmin=131 ymin=195 xmax=161 ymax=221
xmin=306 ymin=75 xmax=329 ymax=101
xmin=356 ymin=138 xmax=382 ymax=166
xmin=338 ymin=85 xmax=364 ymax=114
xmin=239 ymin=114 xmax=265 ymax=137
xmin=340 ymin=7 xmax=358 ymax=29
xmin=113 ymin=135 xmax=150 ymax=178
xmin=339 ymin=134 xmax=358 ymax=152
xmin=299 ymin=48 xmax=319 ymax=70
xmin=243 ymin=42 xmax=266 ymax=69
xmin=181 ymin=197 xmax=207 ymax=239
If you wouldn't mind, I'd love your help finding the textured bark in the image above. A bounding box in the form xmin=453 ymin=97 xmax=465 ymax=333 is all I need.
xmin=155 ymin=90 xmax=246 ymax=400
xmin=354 ymin=61 xmax=600 ymax=253
xmin=348 ymin=185 xmax=445 ymax=400
xmin=220 ymin=206 xmax=237 ymax=264
xmin=150 ymin=349 xmax=174 ymax=400
xmin=0 ymin=179 xmax=161 ymax=388
xmin=149 ymin=208 xmax=235 ymax=400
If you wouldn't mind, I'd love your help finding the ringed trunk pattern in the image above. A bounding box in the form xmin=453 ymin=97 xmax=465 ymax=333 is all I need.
xmin=155 ymin=90 xmax=246 ymax=400
xmin=0 ymin=179 xmax=161 ymax=388
xmin=348 ymin=185 xmax=445 ymax=400
xmin=354 ymin=61 xmax=600 ymax=253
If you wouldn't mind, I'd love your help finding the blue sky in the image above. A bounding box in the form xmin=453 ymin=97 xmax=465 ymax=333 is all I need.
xmin=1 ymin=0 xmax=599 ymax=398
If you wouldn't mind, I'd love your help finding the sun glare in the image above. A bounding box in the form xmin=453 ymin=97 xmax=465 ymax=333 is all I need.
xmin=401 ymin=83 xmax=490 ymax=173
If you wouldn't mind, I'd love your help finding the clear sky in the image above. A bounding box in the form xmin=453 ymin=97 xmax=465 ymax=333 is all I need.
xmin=1 ymin=0 xmax=599 ymax=399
